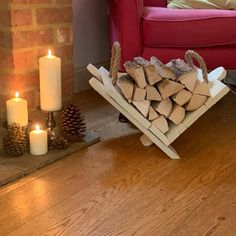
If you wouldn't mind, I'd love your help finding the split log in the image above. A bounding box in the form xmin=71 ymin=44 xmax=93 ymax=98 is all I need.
xmin=124 ymin=61 xmax=147 ymax=89
xmin=116 ymin=75 xmax=134 ymax=103
xmin=134 ymin=57 xmax=162 ymax=85
xmin=133 ymin=86 xmax=146 ymax=101
xmin=157 ymin=79 xmax=185 ymax=100
xmin=168 ymin=104 xmax=186 ymax=125
xmin=150 ymin=56 xmax=177 ymax=80
xmin=172 ymin=89 xmax=192 ymax=106
xmin=140 ymin=135 xmax=153 ymax=147
xmin=166 ymin=59 xmax=198 ymax=92
xmin=148 ymin=106 xmax=159 ymax=121
xmin=153 ymin=98 xmax=173 ymax=118
xmin=185 ymin=94 xmax=207 ymax=111
xmin=132 ymin=100 xmax=150 ymax=117
xmin=152 ymin=115 xmax=169 ymax=134
xmin=146 ymin=85 xmax=162 ymax=101
xmin=193 ymin=79 xmax=211 ymax=96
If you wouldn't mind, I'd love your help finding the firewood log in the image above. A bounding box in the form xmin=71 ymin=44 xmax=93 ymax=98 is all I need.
xmin=157 ymin=79 xmax=185 ymax=100
xmin=133 ymin=86 xmax=146 ymax=101
xmin=146 ymin=85 xmax=162 ymax=101
xmin=124 ymin=61 xmax=147 ymax=89
xmin=132 ymin=100 xmax=150 ymax=117
xmin=148 ymin=106 xmax=159 ymax=121
xmin=140 ymin=135 xmax=153 ymax=147
xmin=168 ymin=104 xmax=186 ymax=125
xmin=166 ymin=59 xmax=198 ymax=92
xmin=172 ymin=89 xmax=192 ymax=106
xmin=150 ymin=56 xmax=177 ymax=80
xmin=134 ymin=57 xmax=162 ymax=85
xmin=152 ymin=115 xmax=169 ymax=134
xmin=193 ymin=78 xmax=211 ymax=96
xmin=185 ymin=94 xmax=207 ymax=111
xmin=116 ymin=75 xmax=134 ymax=103
xmin=153 ymin=98 xmax=173 ymax=118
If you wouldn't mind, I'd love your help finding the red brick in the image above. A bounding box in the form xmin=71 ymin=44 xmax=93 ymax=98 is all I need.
xmin=11 ymin=9 xmax=32 ymax=27
xmin=0 ymin=50 xmax=13 ymax=69
xmin=56 ymin=27 xmax=73 ymax=44
xmin=0 ymin=10 xmax=11 ymax=27
xmin=38 ymin=45 xmax=73 ymax=61
xmin=56 ymin=0 xmax=72 ymax=4
xmin=13 ymin=50 xmax=35 ymax=69
xmin=36 ymin=7 xmax=72 ymax=25
xmin=0 ymin=71 xmax=39 ymax=91
xmin=62 ymin=64 xmax=74 ymax=79
xmin=0 ymin=31 xmax=12 ymax=49
xmin=12 ymin=29 xmax=54 ymax=49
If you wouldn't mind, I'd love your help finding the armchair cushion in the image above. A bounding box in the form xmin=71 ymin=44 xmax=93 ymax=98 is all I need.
xmin=143 ymin=7 xmax=236 ymax=48
xmin=144 ymin=0 xmax=167 ymax=7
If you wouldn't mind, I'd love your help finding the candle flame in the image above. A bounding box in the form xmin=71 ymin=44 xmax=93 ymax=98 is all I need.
xmin=48 ymin=50 xmax=52 ymax=57
xmin=36 ymin=124 xmax=40 ymax=131
xmin=15 ymin=92 xmax=19 ymax=98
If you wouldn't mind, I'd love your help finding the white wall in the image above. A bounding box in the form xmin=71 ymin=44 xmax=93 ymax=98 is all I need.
xmin=73 ymin=0 xmax=110 ymax=92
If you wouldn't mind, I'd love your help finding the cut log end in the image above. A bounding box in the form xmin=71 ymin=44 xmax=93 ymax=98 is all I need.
xmin=168 ymin=104 xmax=186 ymax=125
xmin=152 ymin=115 xmax=169 ymax=134
xmin=153 ymin=98 xmax=173 ymax=118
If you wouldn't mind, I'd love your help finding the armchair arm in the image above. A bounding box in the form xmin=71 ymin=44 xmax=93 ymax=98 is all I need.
xmin=109 ymin=0 xmax=144 ymax=67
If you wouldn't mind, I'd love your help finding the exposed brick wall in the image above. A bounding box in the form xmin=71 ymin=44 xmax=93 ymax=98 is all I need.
xmin=0 ymin=0 xmax=73 ymax=122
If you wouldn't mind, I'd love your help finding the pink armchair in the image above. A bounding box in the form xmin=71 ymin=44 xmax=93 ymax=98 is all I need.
xmin=109 ymin=0 xmax=236 ymax=70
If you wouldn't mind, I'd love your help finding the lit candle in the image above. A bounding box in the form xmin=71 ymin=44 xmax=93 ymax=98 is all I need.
xmin=39 ymin=50 xmax=62 ymax=112
xmin=6 ymin=92 xmax=28 ymax=126
xmin=30 ymin=124 xmax=48 ymax=156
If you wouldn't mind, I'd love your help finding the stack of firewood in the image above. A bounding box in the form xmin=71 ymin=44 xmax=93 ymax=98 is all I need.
xmin=116 ymin=56 xmax=211 ymax=134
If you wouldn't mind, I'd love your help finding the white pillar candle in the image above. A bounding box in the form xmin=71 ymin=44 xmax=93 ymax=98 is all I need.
xmin=39 ymin=50 xmax=62 ymax=112
xmin=30 ymin=125 xmax=48 ymax=156
xmin=6 ymin=92 xmax=28 ymax=126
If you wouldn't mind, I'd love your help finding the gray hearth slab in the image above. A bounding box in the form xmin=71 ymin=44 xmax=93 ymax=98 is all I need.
xmin=0 ymin=132 xmax=100 ymax=187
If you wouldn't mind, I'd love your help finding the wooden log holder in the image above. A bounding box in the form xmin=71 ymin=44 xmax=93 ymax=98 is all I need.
xmin=87 ymin=42 xmax=230 ymax=160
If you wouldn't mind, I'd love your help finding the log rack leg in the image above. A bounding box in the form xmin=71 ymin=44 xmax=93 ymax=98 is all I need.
xmin=140 ymin=134 xmax=180 ymax=160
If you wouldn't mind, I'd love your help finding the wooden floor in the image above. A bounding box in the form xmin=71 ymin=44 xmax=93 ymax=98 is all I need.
xmin=0 ymin=90 xmax=236 ymax=236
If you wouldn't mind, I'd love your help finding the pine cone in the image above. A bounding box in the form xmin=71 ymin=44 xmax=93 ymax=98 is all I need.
xmin=3 ymin=123 xmax=28 ymax=157
xmin=60 ymin=103 xmax=86 ymax=142
xmin=53 ymin=136 xmax=69 ymax=150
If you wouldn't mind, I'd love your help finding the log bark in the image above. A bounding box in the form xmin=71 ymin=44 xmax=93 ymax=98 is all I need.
xmin=132 ymin=100 xmax=151 ymax=117
xmin=146 ymin=85 xmax=162 ymax=101
xmin=150 ymin=56 xmax=177 ymax=80
xmin=116 ymin=75 xmax=134 ymax=103
xmin=148 ymin=106 xmax=159 ymax=121
xmin=152 ymin=115 xmax=169 ymax=134
xmin=168 ymin=104 xmax=186 ymax=125
xmin=157 ymin=79 xmax=185 ymax=100
xmin=124 ymin=61 xmax=147 ymax=89
xmin=172 ymin=89 xmax=192 ymax=106
xmin=132 ymin=86 xmax=146 ymax=101
xmin=134 ymin=57 xmax=162 ymax=85
xmin=166 ymin=59 xmax=198 ymax=92
xmin=185 ymin=94 xmax=207 ymax=111
xmin=153 ymin=98 xmax=173 ymax=118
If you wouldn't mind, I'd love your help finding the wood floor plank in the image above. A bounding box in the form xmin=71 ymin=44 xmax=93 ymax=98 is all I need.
xmin=171 ymin=169 xmax=236 ymax=236
xmin=0 ymin=135 xmax=171 ymax=235
xmin=0 ymin=92 xmax=235 ymax=236
xmin=6 ymin=139 xmax=236 ymax=236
